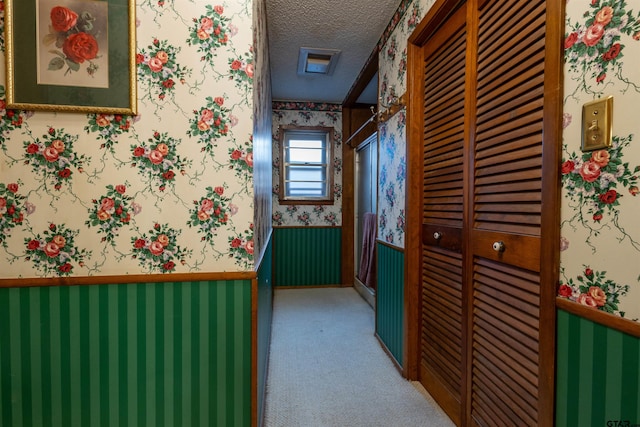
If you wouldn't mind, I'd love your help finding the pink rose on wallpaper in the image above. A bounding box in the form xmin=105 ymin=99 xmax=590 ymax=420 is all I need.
xmin=156 ymin=51 xmax=169 ymax=64
xmin=149 ymin=149 xmax=164 ymax=164
xmin=44 ymin=242 xmax=61 ymax=258
xmin=245 ymin=240 xmax=254 ymax=255
xmin=7 ymin=183 xmax=18 ymax=194
xmin=577 ymin=293 xmax=598 ymax=307
xmin=200 ymin=109 xmax=214 ymax=122
xmin=50 ymin=6 xmax=78 ymax=32
xmin=245 ymin=152 xmax=254 ymax=167
xmin=588 ymin=286 xmax=607 ymax=307
xmin=583 ymin=23 xmax=605 ymax=47
xmin=197 ymin=29 xmax=209 ymax=40
xmin=201 ymin=198 xmax=214 ymax=212
xmin=149 ymin=241 xmax=164 ymax=255
xmin=245 ymin=63 xmax=254 ymax=78
xmin=134 ymin=238 xmax=146 ymax=249
xmin=590 ymin=150 xmax=609 ymax=168
xmin=200 ymin=17 xmax=214 ymax=31
xmin=197 ymin=210 xmax=210 ymax=221
xmin=97 ymin=210 xmax=110 ymax=221
xmin=579 ymin=161 xmax=601 ymax=182
xmin=214 ymin=5 xmax=224 ymax=14
xmin=100 ymin=197 xmax=115 ymax=212
xmin=594 ymin=6 xmax=614 ymax=26
xmin=51 ymin=139 xmax=65 ymax=153
xmin=157 ymin=234 xmax=170 ymax=247
xmin=148 ymin=57 xmax=164 ymax=73
xmin=115 ymin=185 xmax=126 ymax=194
xmin=52 ymin=235 xmax=66 ymax=248
xmin=43 ymin=146 xmax=60 ymax=162
xmin=156 ymin=143 xmax=169 ymax=156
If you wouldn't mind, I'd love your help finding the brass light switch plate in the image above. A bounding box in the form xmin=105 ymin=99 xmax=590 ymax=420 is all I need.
xmin=582 ymin=96 xmax=613 ymax=152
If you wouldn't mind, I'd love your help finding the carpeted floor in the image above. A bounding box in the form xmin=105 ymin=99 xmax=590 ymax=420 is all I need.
xmin=264 ymin=287 xmax=455 ymax=427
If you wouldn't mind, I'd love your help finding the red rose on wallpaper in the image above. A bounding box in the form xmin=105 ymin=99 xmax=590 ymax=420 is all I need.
xmin=50 ymin=6 xmax=78 ymax=33
xmin=598 ymin=189 xmax=618 ymax=204
xmin=561 ymin=160 xmax=575 ymax=174
xmin=602 ymin=43 xmax=621 ymax=61
xmin=63 ymin=32 xmax=99 ymax=64
xmin=564 ymin=32 xmax=578 ymax=49
xmin=557 ymin=284 xmax=573 ymax=298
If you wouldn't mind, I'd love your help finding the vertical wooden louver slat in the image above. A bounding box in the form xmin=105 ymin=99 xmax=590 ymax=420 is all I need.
xmin=470 ymin=0 xmax=546 ymax=425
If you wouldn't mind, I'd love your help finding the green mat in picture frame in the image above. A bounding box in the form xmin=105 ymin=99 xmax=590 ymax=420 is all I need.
xmin=4 ymin=0 xmax=137 ymax=114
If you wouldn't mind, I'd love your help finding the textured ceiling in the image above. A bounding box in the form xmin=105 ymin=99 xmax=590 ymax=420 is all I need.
xmin=266 ymin=0 xmax=401 ymax=104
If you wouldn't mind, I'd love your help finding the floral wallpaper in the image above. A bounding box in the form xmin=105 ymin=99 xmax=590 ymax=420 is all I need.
xmin=0 ymin=0 xmax=264 ymax=278
xmin=377 ymin=0 xmax=434 ymax=248
xmin=560 ymin=0 xmax=640 ymax=321
xmin=271 ymin=103 xmax=343 ymax=227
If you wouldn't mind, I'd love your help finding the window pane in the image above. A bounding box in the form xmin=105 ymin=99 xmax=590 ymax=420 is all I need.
xmin=286 ymin=181 xmax=326 ymax=197
xmin=286 ymin=165 xmax=326 ymax=182
xmin=287 ymin=147 xmax=324 ymax=164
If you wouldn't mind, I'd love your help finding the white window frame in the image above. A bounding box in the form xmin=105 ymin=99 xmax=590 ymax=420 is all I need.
xmin=279 ymin=125 xmax=334 ymax=204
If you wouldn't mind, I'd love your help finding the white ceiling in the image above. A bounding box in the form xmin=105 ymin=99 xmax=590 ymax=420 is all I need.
xmin=265 ymin=0 xmax=401 ymax=104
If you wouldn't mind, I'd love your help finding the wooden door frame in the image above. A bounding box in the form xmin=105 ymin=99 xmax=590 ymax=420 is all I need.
xmin=404 ymin=0 xmax=564 ymax=424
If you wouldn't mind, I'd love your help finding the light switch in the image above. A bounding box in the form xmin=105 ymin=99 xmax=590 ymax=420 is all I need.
xmin=582 ymin=96 xmax=613 ymax=152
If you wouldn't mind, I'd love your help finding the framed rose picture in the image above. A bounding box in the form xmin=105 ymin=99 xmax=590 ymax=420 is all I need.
xmin=4 ymin=0 xmax=137 ymax=114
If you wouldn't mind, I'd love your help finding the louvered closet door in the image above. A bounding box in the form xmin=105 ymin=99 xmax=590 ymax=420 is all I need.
xmin=419 ymin=6 xmax=467 ymax=424
xmin=470 ymin=0 xmax=547 ymax=425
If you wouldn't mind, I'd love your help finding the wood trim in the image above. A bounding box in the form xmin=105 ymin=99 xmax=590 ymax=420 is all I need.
xmin=343 ymin=46 xmax=378 ymax=107
xmin=556 ymin=297 xmax=640 ymax=339
xmin=404 ymin=36 xmax=424 ymax=381
xmin=341 ymin=111 xmax=355 ymax=285
xmin=408 ymin=0 xmax=466 ymax=45
xmin=0 ymin=271 xmax=256 ymax=288
xmin=278 ymin=125 xmax=335 ymax=205
xmin=538 ymin=0 xmax=565 ymax=424
xmin=376 ymin=239 xmax=405 ymax=253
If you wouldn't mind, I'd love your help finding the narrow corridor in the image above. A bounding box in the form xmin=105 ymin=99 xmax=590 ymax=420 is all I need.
xmin=264 ymin=287 xmax=453 ymax=426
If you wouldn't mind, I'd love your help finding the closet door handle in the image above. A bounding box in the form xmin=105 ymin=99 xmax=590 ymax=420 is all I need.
xmin=492 ymin=241 xmax=505 ymax=252
xmin=433 ymin=232 xmax=442 ymax=240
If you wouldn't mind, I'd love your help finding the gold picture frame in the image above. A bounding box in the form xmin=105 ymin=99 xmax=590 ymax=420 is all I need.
xmin=5 ymin=0 xmax=137 ymax=114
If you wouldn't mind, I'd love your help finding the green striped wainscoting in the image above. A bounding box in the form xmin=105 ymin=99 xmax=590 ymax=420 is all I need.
xmin=273 ymin=227 xmax=341 ymax=287
xmin=257 ymin=236 xmax=273 ymax=425
xmin=376 ymin=242 xmax=404 ymax=366
xmin=556 ymin=310 xmax=640 ymax=427
xmin=0 ymin=280 xmax=252 ymax=427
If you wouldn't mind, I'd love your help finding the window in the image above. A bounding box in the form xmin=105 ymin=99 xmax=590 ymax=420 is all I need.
xmin=279 ymin=126 xmax=334 ymax=204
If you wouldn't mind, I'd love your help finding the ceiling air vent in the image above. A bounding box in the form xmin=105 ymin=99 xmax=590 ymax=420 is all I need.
xmin=297 ymin=47 xmax=341 ymax=76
